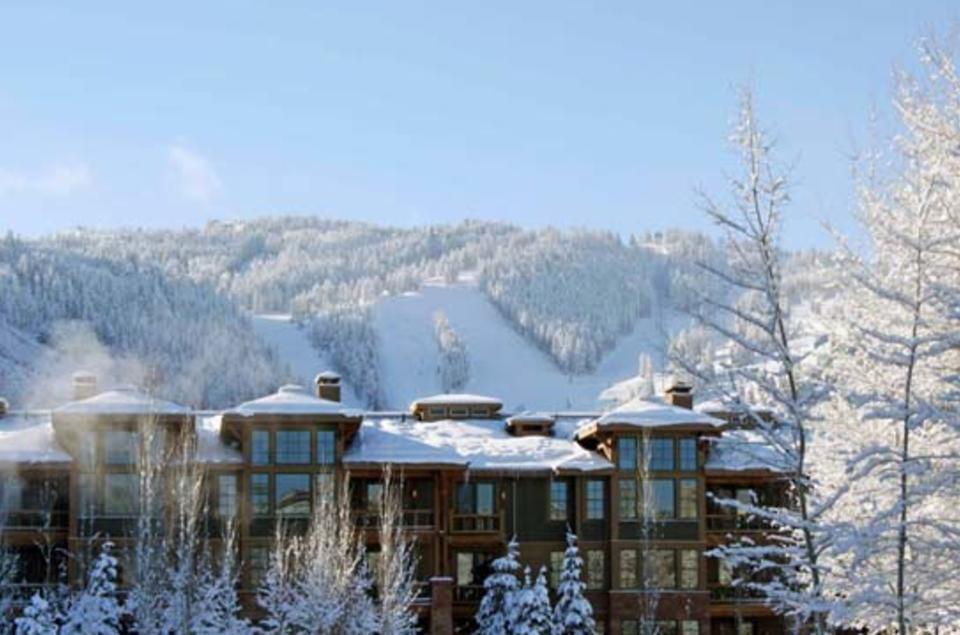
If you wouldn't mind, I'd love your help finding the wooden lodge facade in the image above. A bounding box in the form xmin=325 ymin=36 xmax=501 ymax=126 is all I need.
xmin=0 ymin=373 xmax=792 ymax=634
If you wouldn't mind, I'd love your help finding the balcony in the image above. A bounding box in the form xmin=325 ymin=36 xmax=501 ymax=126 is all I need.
xmin=706 ymin=514 xmax=773 ymax=533
xmin=451 ymin=513 xmax=500 ymax=533
xmin=709 ymin=584 xmax=769 ymax=604
xmin=353 ymin=509 xmax=436 ymax=529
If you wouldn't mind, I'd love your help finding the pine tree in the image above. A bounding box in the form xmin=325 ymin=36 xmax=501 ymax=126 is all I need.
xmin=61 ymin=541 xmax=122 ymax=635
xmin=15 ymin=594 xmax=60 ymax=635
xmin=475 ymin=538 xmax=521 ymax=635
xmin=552 ymin=532 xmax=595 ymax=635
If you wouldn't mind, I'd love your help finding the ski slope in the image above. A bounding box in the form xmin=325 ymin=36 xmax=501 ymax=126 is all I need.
xmin=370 ymin=277 xmax=680 ymax=411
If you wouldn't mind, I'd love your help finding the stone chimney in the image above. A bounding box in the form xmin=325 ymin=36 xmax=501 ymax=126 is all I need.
xmin=72 ymin=371 xmax=98 ymax=401
xmin=665 ymin=382 xmax=694 ymax=409
xmin=314 ymin=371 xmax=341 ymax=403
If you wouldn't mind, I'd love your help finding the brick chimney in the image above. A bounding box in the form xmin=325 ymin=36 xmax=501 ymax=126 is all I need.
xmin=665 ymin=382 xmax=693 ymax=409
xmin=314 ymin=371 xmax=341 ymax=403
xmin=71 ymin=371 xmax=98 ymax=401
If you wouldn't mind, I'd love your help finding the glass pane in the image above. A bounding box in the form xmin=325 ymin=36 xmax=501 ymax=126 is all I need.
xmin=619 ymin=549 xmax=637 ymax=588
xmin=104 ymin=430 xmax=139 ymax=466
xmin=315 ymin=472 xmax=335 ymax=506
xmin=276 ymin=430 xmax=310 ymax=464
xmin=550 ymin=551 xmax=564 ymax=588
xmin=619 ymin=479 xmax=637 ymax=520
xmin=456 ymin=483 xmax=473 ymax=513
xmin=681 ymin=621 xmax=701 ymax=635
xmin=679 ymin=438 xmax=698 ymax=471
xmin=549 ymin=481 xmax=568 ymax=521
xmin=651 ymin=479 xmax=675 ymax=519
xmin=366 ymin=483 xmax=383 ymax=511
xmin=218 ymin=474 xmax=238 ymax=517
xmin=251 ymin=474 xmax=270 ymax=516
xmin=586 ymin=480 xmax=605 ymax=520
xmin=587 ymin=550 xmax=604 ymax=590
xmin=251 ymin=430 xmax=270 ymax=465
xmin=648 ymin=549 xmax=675 ymax=588
xmin=649 ymin=438 xmax=675 ymax=471
xmin=275 ymin=473 xmax=311 ymax=517
xmin=476 ymin=483 xmax=494 ymax=515
xmin=618 ymin=437 xmax=637 ymax=470
xmin=679 ymin=479 xmax=698 ymax=519
xmin=104 ymin=473 xmax=138 ymax=516
xmin=680 ymin=549 xmax=699 ymax=589
xmin=456 ymin=552 xmax=473 ymax=586
xmin=317 ymin=430 xmax=336 ymax=465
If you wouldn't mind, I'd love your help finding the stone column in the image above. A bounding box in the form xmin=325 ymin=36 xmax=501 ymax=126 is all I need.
xmin=430 ymin=576 xmax=454 ymax=635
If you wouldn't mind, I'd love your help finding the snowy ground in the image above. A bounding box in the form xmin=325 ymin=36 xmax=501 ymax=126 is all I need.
xmin=250 ymin=314 xmax=364 ymax=408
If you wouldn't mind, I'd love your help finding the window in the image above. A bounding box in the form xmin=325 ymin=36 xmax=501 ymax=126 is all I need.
xmin=618 ymin=437 xmax=637 ymax=470
xmin=718 ymin=558 xmax=734 ymax=586
xmin=648 ymin=550 xmax=676 ymax=588
xmin=619 ymin=479 xmax=637 ymax=520
xmin=275 ymin=473 xmax=311 ymax=517
xmin=550 ymin=551 xmax=564 ymax=588
xmin=619 ymin=549 xmax=637 ymax=588
xmin=366 ymin=482 xmax=383 ymax=511
xmin=217 ymin=474 xmax=238 ymax=517
xmin=679 ymin=438 xmax=697 ymax=471
xmin=315 ymin=472 xmax=335 ymax=506
xmin=586 ymin=550 xmax=604 ymax=590
xmin=251 ymin=430 xmax=270 ymax=465
xmin=317 ymin=429 xmax=336 ymax=465
xmin=276 ymin=430 xmax=310 ymax=464
xmin=679 ymin=479 xmax=698 ymax=519
xmin=586 ymin=480 xmax=605 ymax=520
xmin=470 ymin=407 xmax=488 ymax=417
xmin=251 ymin=474 xmax=270 ymax=516
xmin=621 ymin=621 xmax=638 ymax=635
xmin=456 ymin=553 xmax=474 ymax=586
xmin=656 ymin=623 xmax=678 ymax=635
xmin=738 ymin=625 xmax=754 ymax=635
xmin=456 ymin=552 xmax=493 ymax=587
xmin=248 ymin=546 xmax=268 ymax=586
xmin=103 ymin=473 xmax=138 ymax=516
xmin=476 ymin=483 xmax=494 ymax=515
xmin=651 ymin=479 xmax=675 ymax=519
xmin=649 ymin=438 xmax=674 ymax=471
xmin=549 ymin=481 xmax=568 ymax=521
xmin=450 ymin=407 xmax=468 ymax=417
xmin=680 ymin=550 xmax=699 ymax=589
xmin=681 ymin=622 xmax=701 ymax=635
xmin=456 ymin=482 xmax=495 ymax=515
xmin=428 ymin=406 xmax=445 ymax=418
xmin=104 ymin=430 xmax=138 ymax=465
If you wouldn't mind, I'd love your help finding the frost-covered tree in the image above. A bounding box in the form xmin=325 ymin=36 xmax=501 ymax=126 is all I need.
xmin=61 ymin=541 xmax=121 ymax=635
xmin=552 ymin=532 xmax=595 ymax=635
xmin=14 ymin=594 xmax=60 ymax=635
xmin=189 ymin=526 xmax=250 ymax=635
xmin=475 ymin=538 xmax=520 ymax=635
xmin=676 ymin=87 xmax=836 ymax=632
xmin=823 ymin=36 xmax=960 ymax=633
xmin=434 ymin=311 xmax=470 ymax=393
xmin=374 ymin=468 xmax=419 ymax=635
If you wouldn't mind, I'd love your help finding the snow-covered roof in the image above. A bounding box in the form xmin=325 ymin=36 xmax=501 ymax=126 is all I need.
xmin=54 ymin=386 xmax=190 ymax=416
xmin=583 ymin=396 xmax=724 ymax=433
xmin=228 ymin=384 xmax=361 ymax=417
xmin=196 ymin=415 xmax=242 ymax=464
xmin=705 ymin=429 xmax=791 ymax=474
xmin=0 ymin=413 xmax=71 ymax=465
xmin=344 ymin=417 xmax=611 ymax=473
xmin=410 ymin=394 xmax=503 ymax=408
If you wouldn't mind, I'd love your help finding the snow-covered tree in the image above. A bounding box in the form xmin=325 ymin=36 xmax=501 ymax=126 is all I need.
xmin=475 ymin=538 xmax=521 ymax=635
xmin=61 ymin=541 xmax=121 ymax=635
xmin=823 ymin=35 xmax=960 ymax=632
xmin=511 ymin=566 xmax=554 ymax=635
xmin=676 ymin=87 xmax=837 ymax=632
xmin=553 ymin=532 xmax=595 ymax=635
xmin=189 ymin=525 xmax=250 ymax=635
xmin=14 ymin=593 xmax=60 ymax=635
xmin=434 ymin=311 xmax=470 ymax=393
xmin=374 ymin=468 xmax=419 ymax=635
xmin=0 ymin=524 xmax=18 ymax=633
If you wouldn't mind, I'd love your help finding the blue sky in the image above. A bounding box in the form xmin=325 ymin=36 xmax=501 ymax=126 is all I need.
xmin=0 ymin=2 xmax=955 ymax=248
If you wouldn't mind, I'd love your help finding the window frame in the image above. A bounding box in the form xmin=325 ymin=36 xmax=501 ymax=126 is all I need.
xmin=585 ymin=479 xmax=605 ymax=520
xmin=549 ymin=480 xmax=569 ymax=521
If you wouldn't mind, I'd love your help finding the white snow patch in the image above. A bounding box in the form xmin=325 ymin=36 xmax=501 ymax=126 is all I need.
xmin=229 ymin=384 xmax=361 ymax=417
xmin=55 ymin=386 xmax=190 ymax=415
xmin=0 ymin=413 xmax=70 ymax=464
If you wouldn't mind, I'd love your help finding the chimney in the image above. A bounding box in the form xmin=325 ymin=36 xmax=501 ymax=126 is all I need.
xmin=665 ymin=382 xmax=693 ymax=409
xmin=314 ymin=371 xmax=341 ymax=403
xmin=0 ymin=397 xmax=7 ymax=419
xmin=72 ymin=371 xmax=98 ymax=401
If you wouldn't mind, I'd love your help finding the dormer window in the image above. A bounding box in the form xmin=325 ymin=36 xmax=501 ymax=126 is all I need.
xmin=428 ymin=406 xmax=446 ymax=418
xmin=449 ymin=407 xmax=469 ymax=418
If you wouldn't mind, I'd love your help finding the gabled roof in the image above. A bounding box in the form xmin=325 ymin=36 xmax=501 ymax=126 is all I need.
xmin=54 ymin=386 xmax=190 ymax=416
xmin=227 ymin=384 xmax=361 ymax=417
xmin=345 ymin=417 xmax=611 ymax=473
xmin=0 ymin=413 xmax=71 ymax=465
xmin=576 ymin=396 xmax=724 ymax=440
xmin=410 ymin=393 xmax=503 ymax=408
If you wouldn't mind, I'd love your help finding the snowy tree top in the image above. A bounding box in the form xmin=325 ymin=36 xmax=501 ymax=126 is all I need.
xmin=704 ymin=428 xmax=792 ymax=473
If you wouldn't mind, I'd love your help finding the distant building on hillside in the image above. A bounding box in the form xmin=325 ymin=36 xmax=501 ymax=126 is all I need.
xmin=0 ymin=372 xmax=794 ymax=634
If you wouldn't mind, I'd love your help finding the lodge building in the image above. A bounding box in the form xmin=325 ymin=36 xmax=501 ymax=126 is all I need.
xmin=0 ymin=373 xmax=790 ymax=634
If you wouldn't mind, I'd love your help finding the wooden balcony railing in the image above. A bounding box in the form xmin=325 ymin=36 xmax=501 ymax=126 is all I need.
xmin=708 ymin=584 xmax=769 ymax=603
xmin=454 ymin=584 xmax=485 ymax=603
xmin=0 ymin=510 xmax=68 ymax=530
xmin=706 ymin=514 xmax=773 ymax=532
xmin=353 ymin=509 xmax=436 ymax=529
xmin=450 ymin=512 xmax=500 ymax=533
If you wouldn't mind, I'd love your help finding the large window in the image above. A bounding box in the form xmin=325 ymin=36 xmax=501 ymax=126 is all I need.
xmin=275 ymin=473 xmax=311 ymax=517
xmin=680 ymin=549 xmax=699 ymax=589
xmin=649 ymin=438 xmax=675 ymax=471
xmin=679 ymin=479 xmax=698 ymax=519
xmin=456 ymin=482 xmax=495 ymax=515
xmin=648 ymin=549 xmax=676 ymax=588
xmin=276 ymin=430 xmax=311 ymax=464
xmin=217 ymin=474 xmax=238 ymax=517
xmin=317 ymin=429 xmax=336 ymax=465
xmin=619 ymin=549 xmax=637 ymax=588
xmin=679 ymin=438 xmax=698 ymax=471
xmin=550 ymin=550 xmax=564 ymax=588
xmin=618 ymin=437 xmax=637 ymax=470
xmin=651 ymin=479 xmax=675 ymax=519
xmin=251 ymin=474 xmax=270 ymax=516
xmin=251 ymin=430 xmax=270 ymax=465
xmin=104 ymin=430 xmax=139 ymax=466
xmin=586 ymin=480 xmax=605 ymax=520
xmin=619 ymin=479 xmax=637 ymax=520
xmin=549 ymin=481 xmax=568 ymax=521
xmin=103 ymin=473 xmax=138 ymax=516
xmin=586 ymin=550 xmax=605 ymax=590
